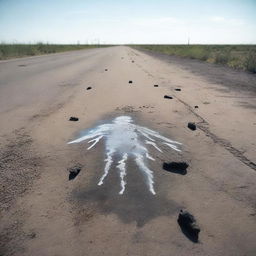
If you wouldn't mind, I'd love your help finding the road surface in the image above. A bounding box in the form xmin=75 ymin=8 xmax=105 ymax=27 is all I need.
xmin=0 ymin=46 xmax=256 ymax=256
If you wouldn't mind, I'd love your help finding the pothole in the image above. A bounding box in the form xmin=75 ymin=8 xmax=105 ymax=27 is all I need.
xmin=68 ymin=164 xmax=82 ymax=180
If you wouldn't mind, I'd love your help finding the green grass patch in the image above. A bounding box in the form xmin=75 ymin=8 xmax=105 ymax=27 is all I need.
xmin=134 ymin=44 xmax=256 ymax=73
xmin=0 ymin=43 xmax=111 ymax=60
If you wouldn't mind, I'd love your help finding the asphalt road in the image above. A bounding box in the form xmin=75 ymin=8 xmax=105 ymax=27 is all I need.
xmin=0 ymin=46 xmax=256 ymax=256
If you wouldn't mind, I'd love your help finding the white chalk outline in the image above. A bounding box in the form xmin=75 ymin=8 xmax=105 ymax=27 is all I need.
xmin=68 ymin=116 xmax=182 ymax=194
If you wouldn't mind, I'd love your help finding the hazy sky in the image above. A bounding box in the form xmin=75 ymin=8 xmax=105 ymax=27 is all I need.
xmin=0 ymin=0 xmax=255 ymax=44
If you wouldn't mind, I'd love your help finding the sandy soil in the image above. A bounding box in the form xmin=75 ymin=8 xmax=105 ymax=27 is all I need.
xmin=0 ymin=46 xmax=256 ymax=256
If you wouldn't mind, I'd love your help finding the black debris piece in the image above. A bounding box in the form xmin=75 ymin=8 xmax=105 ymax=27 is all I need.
xmin=86 ymin=87 xmax=92 ymax=90
xmin=164 ymin=95 xmax=173 ymax=99
xmin=154 ymin=84 xmax=159 ymax=87
xmin=162 ymin=162 xmax=188 ymax=175
xmin=129 ymin=80 xmax=133 ymax=84
xmin=178 ymin=210 xmax=200 ymax=243
xmin=175 ymin=88 xmax=181 ymax=91
xmin=187 ymin=122 xmax=196 ymax=130
xmin=105 ymin=69 xmax=108 ymax=71
xmin=27 ymin=232 xmax=36 ymax=239
xmin=194 ymin=105 xmax=199 ymax=109
xmin=132 ymin=60 xmax=135 ymax=63
xmin=68 ymin=165 xmax=82 ymax=180
xmin=69 ymin=117 xmax=79 ymax=121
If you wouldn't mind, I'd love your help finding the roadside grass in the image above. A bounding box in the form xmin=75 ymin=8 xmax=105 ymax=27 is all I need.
xmin=0 ymin=43 xmax=111 ymax=60
xmin=134 ymin=45 xmax=256 ymax=73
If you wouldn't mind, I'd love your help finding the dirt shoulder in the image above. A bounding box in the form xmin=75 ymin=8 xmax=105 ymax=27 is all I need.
xmin=135 ymin=47 xmax=256 ymax=93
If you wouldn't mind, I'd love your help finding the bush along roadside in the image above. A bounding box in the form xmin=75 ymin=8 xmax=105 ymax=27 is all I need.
xmin=134 ymin=45 xmax=256 ymax=74
xmin=0 ymin=43 xmax=111 ymax=60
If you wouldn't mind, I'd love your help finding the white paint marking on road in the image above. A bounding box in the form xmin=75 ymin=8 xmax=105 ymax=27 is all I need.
xmin=134 ymin=153 xmax=156 ymax=195
xmin=117 ymin=153 xmax=128 ymax=195
xmin=145 ymin=140 xmax=163 ymax=152
xmin=87 ymin=135 xmax=103 ymax=150
xmin=98 ymin=148 xmax=114 ymax=186
xmin=68 ymin=116 xmax=182 ymax=194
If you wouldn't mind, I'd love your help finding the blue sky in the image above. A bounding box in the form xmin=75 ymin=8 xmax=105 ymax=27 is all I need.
xmin=0 ymin=0 xmax=255 ymax=44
